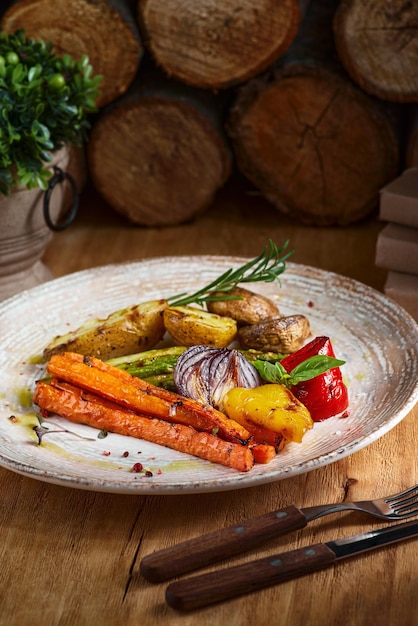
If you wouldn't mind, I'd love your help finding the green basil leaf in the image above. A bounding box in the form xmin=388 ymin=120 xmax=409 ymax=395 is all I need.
xmin=254 ymin=354 xmax=345 ymax=387
xmin=289 ymin=355 xmax=345 ymax=385
xmin=254 ymin=360 xmax=290 ymax=385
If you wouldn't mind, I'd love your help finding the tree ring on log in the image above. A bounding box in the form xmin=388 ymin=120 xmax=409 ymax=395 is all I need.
xmin=227 ymin=65 xmax=399 ymax=226
xmin=87 ymin=98 xmax=233 ymax=226
xmin=1 ymin=0 xmax=142 ymax=107
xmin=138 ymin=0 xmax=303 ymax=90
xmin=334 ymin=0 xmax=418 ymax=103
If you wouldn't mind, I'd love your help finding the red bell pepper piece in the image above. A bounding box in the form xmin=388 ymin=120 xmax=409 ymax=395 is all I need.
xmin=280 ymin=336 xmax=349 ymax=421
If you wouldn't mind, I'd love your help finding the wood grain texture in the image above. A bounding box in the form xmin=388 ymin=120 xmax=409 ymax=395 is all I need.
xmin=227 ymin=0 xmax=400 ymax=226
xmin=137 ymin=0 xmax=308 ymax=90
xmin=44 ymin=175 xmax=390 ymax=288
xmin=165 ymin=542 xmax=337 ymax=611
xmin=1 ymin=180 xmax=417 ymax=625
xmin=334 ymin=0 xmax=418 ymax=103
xmin=1 ymin=409 xmax=417 ymax=624
xmin=140 ymin=505 xmax=308 ymax=582
xmin=87 ymin=68 xmax=233 ymax=226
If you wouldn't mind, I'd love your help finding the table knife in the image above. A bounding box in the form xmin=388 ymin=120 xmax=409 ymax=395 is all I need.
xmin=165 ymin=518 xmax=418 ymax=612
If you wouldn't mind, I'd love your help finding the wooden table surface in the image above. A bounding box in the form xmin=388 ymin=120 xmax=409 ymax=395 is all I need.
xmin=1 ymin=178 xmax=417 ymax=626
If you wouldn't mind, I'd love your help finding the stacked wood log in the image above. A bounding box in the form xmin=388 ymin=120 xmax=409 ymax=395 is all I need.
xmin=1 ymin=0 xmax=142 ymax=107
xmin=226 ymin=0 xmax=400 ymax=225
xmin=334 ymin=0 xmax=418 ymax=103
xmin=1 ymin=0 xmax=417 ymax=227
xmin=138 ymin=0 xmax=309 ymax=90
xmin=87 ymin=65 xmax=233 ymax=226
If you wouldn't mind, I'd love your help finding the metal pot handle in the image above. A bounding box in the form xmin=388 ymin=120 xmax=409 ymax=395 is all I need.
xmin=43 ymin=166 xmax=79 ymax=232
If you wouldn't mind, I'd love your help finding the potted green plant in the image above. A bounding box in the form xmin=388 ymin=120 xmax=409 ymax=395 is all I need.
xmin=0 ymin=28 xmax=102 ymax=301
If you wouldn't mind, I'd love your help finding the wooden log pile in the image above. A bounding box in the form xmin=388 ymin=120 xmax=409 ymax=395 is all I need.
xmin=1 ymin=0 xmax=418 ymax=227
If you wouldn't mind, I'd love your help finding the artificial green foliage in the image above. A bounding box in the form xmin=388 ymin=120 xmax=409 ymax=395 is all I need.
xmin=0 ymin=29 xmax=102 ymax=195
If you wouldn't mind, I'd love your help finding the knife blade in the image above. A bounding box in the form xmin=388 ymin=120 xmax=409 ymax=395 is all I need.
xmin=165 ymin=519 xmax=418 ymax=612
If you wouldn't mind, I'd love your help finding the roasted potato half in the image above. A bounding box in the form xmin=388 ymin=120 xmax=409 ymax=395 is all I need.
xmin=163 ymin=306 xmax=237 ymax=348
xmin=43 ymin=299 xmax=168 ymax=361
xmin=207 ymin=287 xmax=279 ymax=325
xmin=238 ymin=314 xmax=311 ymax=353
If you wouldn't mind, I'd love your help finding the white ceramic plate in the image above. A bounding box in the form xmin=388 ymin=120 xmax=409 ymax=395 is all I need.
xmin=0 ymin=257 xmax=417 ymax=494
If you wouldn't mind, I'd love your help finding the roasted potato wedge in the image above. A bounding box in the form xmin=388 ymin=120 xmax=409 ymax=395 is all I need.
xmin=238 ymin=314 xmax=311 ymax=353
xmin=163 ymin=306 xmax=237 ymax=348
xmin=43 ymin=299 xmax=168 ymax=361
xmin=207 ymin=287 xmax=279 ymax=325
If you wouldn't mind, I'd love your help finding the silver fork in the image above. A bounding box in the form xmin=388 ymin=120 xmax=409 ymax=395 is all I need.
xmin=140 ymin=484 xmax=418 ymax=582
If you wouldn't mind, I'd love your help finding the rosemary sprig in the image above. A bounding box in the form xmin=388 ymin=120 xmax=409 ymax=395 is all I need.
xmin=168 ymin=239 xmax=293 ymax=307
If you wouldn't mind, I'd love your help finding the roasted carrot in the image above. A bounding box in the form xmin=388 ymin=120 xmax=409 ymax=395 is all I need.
xmin=46 ymin=352 xmax=252 ymax=444
xmin=249 ymin=443 xmax=277 ymax=464
xmin=33 ymin=380 xmax=255 ymax=472
xmin=238 ymin=419 xmax=286 ymax=449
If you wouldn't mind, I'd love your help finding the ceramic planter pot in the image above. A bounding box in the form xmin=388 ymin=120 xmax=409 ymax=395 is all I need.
xmin=0 ymin=147 xmax=80 ymax=302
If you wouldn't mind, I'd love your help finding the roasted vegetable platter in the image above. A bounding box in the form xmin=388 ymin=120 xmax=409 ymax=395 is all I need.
xmin=0 ymin=254 xmax=417 ymax=494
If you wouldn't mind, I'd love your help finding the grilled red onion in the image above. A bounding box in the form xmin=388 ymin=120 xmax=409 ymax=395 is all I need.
xmin=174 ymin=346 xmax=261 ymax=411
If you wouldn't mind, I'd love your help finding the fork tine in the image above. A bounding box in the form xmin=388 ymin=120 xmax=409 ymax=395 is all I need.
xmin=394 ymin=509 xmax=418 ymax=520
xmin=394 ymin=498 xmax=418 ymax=516
xmin=383 ymin=485 xmax=418 ymax=519
xmin=384 ymin=485 xmax=418 ymax=503
xmin=394 ymin=493 xmax=418 ymax=509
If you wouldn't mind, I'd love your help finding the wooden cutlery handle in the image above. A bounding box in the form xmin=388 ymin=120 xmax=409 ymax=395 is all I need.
xmin=140 ymin=505 xmax=307 ymax=582
xmin=165 ymin=543 xmax=336 ymax=611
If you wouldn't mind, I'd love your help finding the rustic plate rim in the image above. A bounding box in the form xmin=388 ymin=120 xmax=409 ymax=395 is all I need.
xmin=0 ymin=255 xmax=417 ymax=495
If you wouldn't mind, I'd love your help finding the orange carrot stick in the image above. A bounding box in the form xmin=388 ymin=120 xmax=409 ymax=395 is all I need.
xmin=46 ymin=352 xmax=252 ymax=444
xmin=249 ymin=443 xmax=277 ymax=464
xmin=239 ymin=419 xmax=286 ymax=449
xmin=33 ymin=380 xmax=254 ymax=472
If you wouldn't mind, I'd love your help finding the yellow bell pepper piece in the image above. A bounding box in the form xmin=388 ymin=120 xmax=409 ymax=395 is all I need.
xmin=223 ymin=384 xmax=313 ymax=444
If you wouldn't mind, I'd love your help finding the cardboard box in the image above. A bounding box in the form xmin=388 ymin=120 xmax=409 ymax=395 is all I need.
xmin=380 ymin=168 xmax=418 ymax=228
xmin=375 ymin=223 xmax=418 ymax=275
xmin=384 ymin=270 xmax=418 ymax=322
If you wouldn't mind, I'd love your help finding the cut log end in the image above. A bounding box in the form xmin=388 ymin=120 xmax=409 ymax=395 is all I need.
xmin=88 ymin=98 xmax=232 ymax=226
xmin=334 ymin=0 xmax=418 ymax=103
xmin=1 ymin=0 xmax=142 ymax=107
xmin=228 ymin=66 xmax=399 ymax=226
xmin=138 ymin=0 xmax=303 ymax=90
